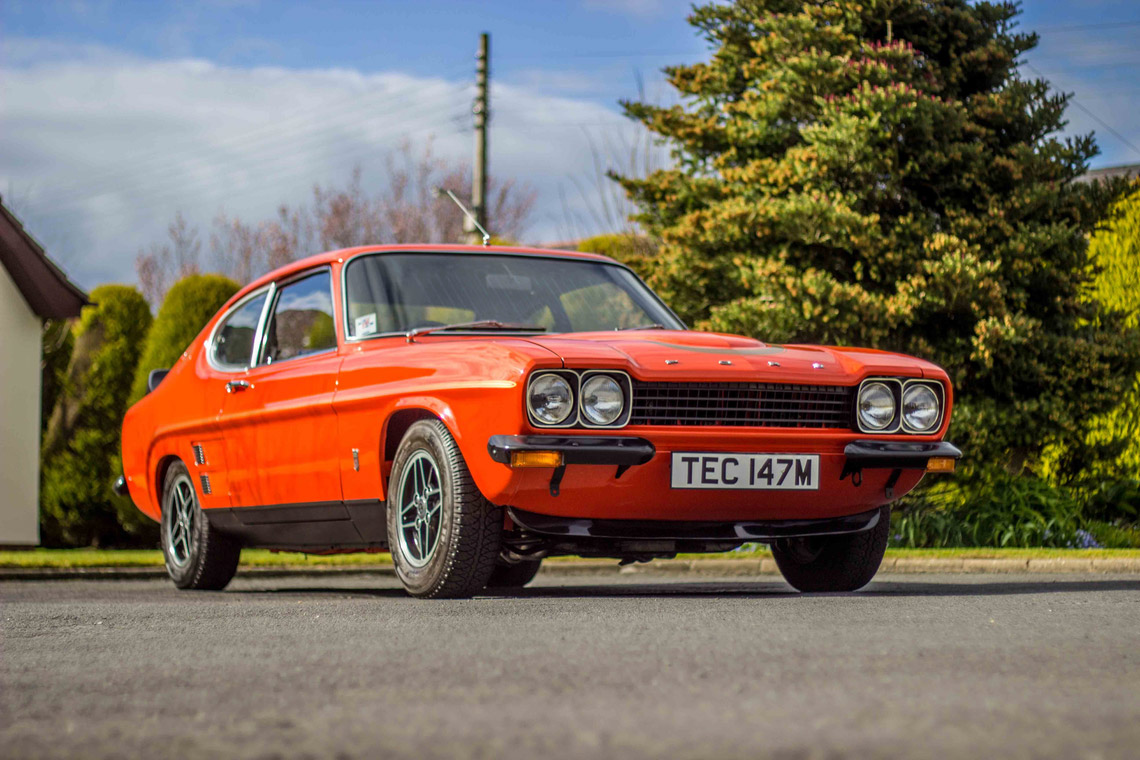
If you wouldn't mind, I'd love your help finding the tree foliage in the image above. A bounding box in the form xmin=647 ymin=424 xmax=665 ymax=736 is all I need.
xmin=41 ymin=285 xmax=152 ymax=546
xmin=577 ymin=233 xmax=658 ymax=280
xmin=128 ymin=274 xmax=240 ymax=407
xmin=1049 ymin=184 xmax=1140 ymax=480
xmin=618 ymin=0 xmax=1139 ymax=473
xmin=40 ymin=318 xmax=74 ymax=434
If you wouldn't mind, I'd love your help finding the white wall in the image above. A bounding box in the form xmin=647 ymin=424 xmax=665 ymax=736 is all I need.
xmin=0 ymin=265 xmax=42 ymax=545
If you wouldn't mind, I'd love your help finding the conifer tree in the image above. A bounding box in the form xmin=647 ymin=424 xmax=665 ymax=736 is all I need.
xmin=619 ymin=0 xmax=1138 ymax=471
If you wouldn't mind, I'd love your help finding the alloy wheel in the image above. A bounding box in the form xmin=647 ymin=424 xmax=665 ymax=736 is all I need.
xmin=166 ymin=475 xmax=197 ymax=568
xmin=396 ymin=450 xmax=443 ymax=568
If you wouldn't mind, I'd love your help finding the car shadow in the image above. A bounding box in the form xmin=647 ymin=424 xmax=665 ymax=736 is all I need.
xmin=490 ymin=577 xmax=1140 ymax=599
xmin=227 ymin=577 xmax=1140 ymax=600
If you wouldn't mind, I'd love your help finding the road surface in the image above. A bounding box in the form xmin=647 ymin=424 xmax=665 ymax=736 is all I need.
xmin=2 ymin=573 xmax=1138 ymax=759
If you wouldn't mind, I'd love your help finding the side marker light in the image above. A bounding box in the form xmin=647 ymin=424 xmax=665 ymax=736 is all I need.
xmin=926 ymin=457 xmax=956 ymax=473
xmin=510 ymin=451 xmax=564 ymax=468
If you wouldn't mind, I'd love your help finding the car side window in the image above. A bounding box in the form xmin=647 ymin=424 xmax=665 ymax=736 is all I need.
xmin=261 ymin=270 xmax=337 ymax=364
xmin=211 ymin=292 xmax=268 ymax=370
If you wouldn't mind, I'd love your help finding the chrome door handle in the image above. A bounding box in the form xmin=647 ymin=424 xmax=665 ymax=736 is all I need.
xmin=225 ymin=380 xmax=251 ymax=393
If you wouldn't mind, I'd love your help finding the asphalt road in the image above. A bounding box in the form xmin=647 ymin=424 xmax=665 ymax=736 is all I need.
xmin=2 ymin=573 xmax=1138 ymax=760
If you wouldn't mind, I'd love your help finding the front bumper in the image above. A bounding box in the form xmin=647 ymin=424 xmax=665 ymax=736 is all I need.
xmin=487 ymin=433 xmax=961 ymax=515
xmin=487 ymin=434 xmax=655 ymax=468
xmin=842 ymin=440 xmax=962 ymax=470
xmin=489 ymin=435 xmax=959 ymax=473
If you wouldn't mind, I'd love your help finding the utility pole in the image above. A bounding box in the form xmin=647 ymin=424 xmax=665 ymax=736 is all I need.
xmin=466 ymin=32 xmax=489 ymax=245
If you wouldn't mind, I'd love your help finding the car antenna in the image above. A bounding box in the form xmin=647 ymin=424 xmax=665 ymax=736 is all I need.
xmin=433 ymin=187 xmax=491 ymax=246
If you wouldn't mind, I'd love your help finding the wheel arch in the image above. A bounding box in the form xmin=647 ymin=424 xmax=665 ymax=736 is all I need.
xmin=153 ymin=454 xmax=184 ymax=514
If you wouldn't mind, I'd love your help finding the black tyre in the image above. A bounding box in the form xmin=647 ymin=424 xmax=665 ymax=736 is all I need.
xmin=772 ymin=507 xmax=890 ymax=592
xmin=161 ymin=461 xmax=241 ymax=590
xmin=486 ymin=558 xmax=543 ymax=589
xmin=387 ymin=419 xmax=503 ymax=598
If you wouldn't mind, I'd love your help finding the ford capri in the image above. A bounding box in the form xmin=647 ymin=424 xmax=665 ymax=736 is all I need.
xmin=117 ymin=244 xmax=960 ymax=597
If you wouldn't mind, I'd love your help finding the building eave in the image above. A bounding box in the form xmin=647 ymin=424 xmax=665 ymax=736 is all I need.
xmin=0 ymin=200 xmax=89 ymax=320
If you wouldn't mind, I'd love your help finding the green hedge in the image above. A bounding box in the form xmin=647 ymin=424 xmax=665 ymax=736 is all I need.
xmin=41 ymin=285 xmax=152 ymax=547
xmin=128 ymin=274 xmax=240 ymax=407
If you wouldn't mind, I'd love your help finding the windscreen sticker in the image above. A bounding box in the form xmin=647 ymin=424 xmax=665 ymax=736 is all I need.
xmin=355 ymin=313 xmax=378 ymax=336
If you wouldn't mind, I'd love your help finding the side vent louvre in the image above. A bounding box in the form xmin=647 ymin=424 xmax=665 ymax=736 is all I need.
xmin=199 ymin=473 xmax=212 ymax=495
xmin=192 ymin=444 xmax=206 ymax=466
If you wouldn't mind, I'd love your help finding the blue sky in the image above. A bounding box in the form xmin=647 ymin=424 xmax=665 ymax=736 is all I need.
xmin=3 ymin=0 xmax=1139 ymax=289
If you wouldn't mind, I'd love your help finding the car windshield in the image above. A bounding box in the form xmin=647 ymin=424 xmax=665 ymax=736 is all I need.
xmin=343 ymin=252 xmax=684 ymax=338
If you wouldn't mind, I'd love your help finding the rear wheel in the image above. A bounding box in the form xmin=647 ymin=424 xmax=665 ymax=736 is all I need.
xmin=486 ymin=558 xmax=542 ymax=589
xmin=387 ymin=419 xmax=502 ymax=598
xmin=771 ymin=507 xmax=890 ymax=592
xmin=161 ymin=461 xmax=241 ymax=590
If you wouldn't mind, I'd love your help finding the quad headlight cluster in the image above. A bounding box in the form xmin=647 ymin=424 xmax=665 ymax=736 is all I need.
xmin=526 ymin=370 xmax=632 ymax=428
xmin=856 ymin=378 xmax=945 ymax=435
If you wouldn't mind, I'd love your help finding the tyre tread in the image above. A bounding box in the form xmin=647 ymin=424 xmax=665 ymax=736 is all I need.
xmin=772 ymin=507 xmax=890 ymax=592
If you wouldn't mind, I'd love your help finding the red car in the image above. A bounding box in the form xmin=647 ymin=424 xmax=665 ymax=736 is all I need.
xmin=117 ymin=244 xmax=959 ymax=597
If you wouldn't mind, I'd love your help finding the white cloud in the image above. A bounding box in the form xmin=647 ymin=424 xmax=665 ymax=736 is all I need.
xmin=0 ymin=39 xmax=664 ymax=288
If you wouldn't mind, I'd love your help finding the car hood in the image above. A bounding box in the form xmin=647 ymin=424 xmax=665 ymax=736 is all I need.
xmin=516 ymin=330 xmax=943 ymax=384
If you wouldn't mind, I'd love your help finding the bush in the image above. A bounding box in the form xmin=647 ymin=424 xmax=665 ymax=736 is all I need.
xmin=41 ymin=285 xmax=152 ymax=547
xmin=40 ymin=318 xmax=74 ymax=434
xmin=128 ymin=274 xmax=240 ymax=407
xmin=891 ymin=471 xmax=1140 ymax=549
xmin=1044 ymin=186 xmax=1140 ymax=481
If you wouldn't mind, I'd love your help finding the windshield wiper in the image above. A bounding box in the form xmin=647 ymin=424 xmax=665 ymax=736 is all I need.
xmin=405 ymin=320 xmax=548 ymax=343
xmin=616 ymin=323 xmax=666 ymax=331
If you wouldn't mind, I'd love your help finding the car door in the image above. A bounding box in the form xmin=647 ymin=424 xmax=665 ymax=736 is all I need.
xmin=218 ymin=267 xmax=343 ymax=510
xmin=199 ymin=285 xmax=273 ymax=509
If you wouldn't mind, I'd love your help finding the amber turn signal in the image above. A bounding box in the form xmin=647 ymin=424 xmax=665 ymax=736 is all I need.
xmin=510 ymin=450 xmax=565 ymax=468
xmin=926 ymin=457 xmax=956 ymax=473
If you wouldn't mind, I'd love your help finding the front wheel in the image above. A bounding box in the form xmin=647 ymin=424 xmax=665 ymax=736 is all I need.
xmin=771 ymin=507 xmax=890 ymax=592
xmin=387 ymin=419 xmax=503 ymax=598
xmin=161 ymin=461 xmax=241 ymax=590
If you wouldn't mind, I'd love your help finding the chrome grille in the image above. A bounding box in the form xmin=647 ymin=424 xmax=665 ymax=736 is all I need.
xmin=192 ymin=444 xmax=206 ymax=466
xmin=199 ymin=473 xmax=212 ymax=495
xmin=629 ymin=381 xmax=855 ymax=428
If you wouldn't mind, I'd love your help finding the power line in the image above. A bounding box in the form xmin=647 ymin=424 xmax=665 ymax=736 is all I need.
xmin=42 ymin=73 xmax=474 ymax=205
xmin=39 ymin=59 xmax=473 ymax=198
xmin=44 ymin=84 xmax=473 ymax=210
xmin=1023 ymin=62 xmax=1140 ymax=159
xmin=1033 ymin=19 xmax=1140 ymax=33
xmin=63 ymin=103 xmax=474 ymax=240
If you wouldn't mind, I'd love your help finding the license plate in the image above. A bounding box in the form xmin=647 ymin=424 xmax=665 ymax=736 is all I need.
xmin=670 ymin=453 xmax=819 ymax=490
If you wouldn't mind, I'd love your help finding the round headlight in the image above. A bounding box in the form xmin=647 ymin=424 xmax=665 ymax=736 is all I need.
xmin=581 ymin=375 xmax=624 ymax=426
xmin=858 ymin=382 xmax=896 ymax=431
xmin=528 ymin=374 xmax=574 ymax=425
xmin=903 ymin=384 xmax=940 ymax=432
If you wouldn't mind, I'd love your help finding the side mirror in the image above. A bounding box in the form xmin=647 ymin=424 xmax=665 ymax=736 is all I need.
xmin=147 ymin=369 xmax=169 ymax=393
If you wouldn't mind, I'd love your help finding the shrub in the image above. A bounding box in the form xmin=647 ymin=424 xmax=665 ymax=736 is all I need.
xmin=128 ymin=273 xmax=240 ymax=407
xmin=577 ymin=234 xmax=657 ymax=280
xmin=41 ymin=285 xmax=152 ymax=546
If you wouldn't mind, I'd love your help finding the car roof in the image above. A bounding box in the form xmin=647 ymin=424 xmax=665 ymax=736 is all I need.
xmin=236 ymin=244 xmax=619 ymax=299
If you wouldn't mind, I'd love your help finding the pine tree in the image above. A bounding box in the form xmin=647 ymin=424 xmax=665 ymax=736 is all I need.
xmin=618 ymin=0 xmax=1139 ymax=472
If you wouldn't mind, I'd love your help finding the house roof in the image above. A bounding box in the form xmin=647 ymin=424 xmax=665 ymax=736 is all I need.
xmin=0 ymin=199 xmax=88 ymax=319
xmin=1079 ymin=163 xmax=1140 ymax=183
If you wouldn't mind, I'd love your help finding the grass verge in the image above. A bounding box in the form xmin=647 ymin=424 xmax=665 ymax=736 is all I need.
xmin=2 ymin=547 xmax=1139 ymax=569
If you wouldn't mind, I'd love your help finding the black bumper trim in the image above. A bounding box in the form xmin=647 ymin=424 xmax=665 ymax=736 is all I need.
xmin=112 ymin=475 xmax=129 ymax=497
xmin=488 ymin=435 xmax=655 ymax=466
xmin=844 ymin=440 xmax=962 ymax=470
xmin=507 ymin=506 xmax=881 ymax=541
